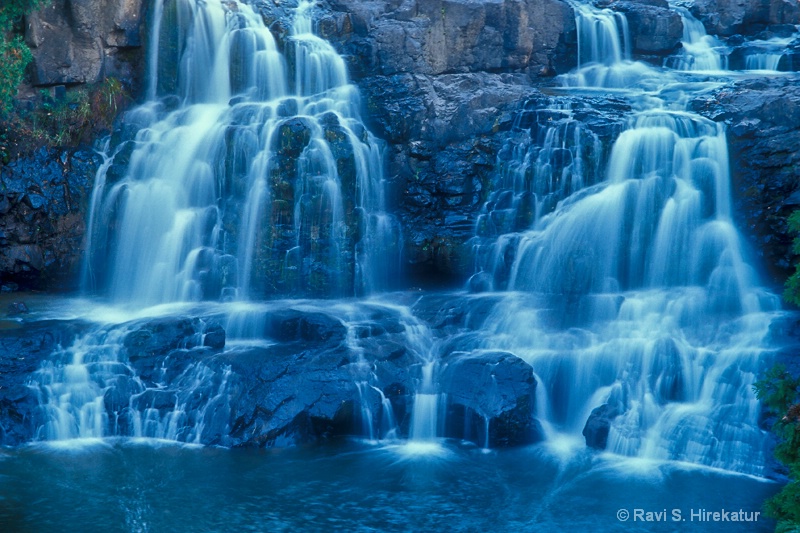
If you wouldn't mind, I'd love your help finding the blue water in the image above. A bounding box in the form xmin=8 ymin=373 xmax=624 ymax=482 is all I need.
xmin=0 ymin=439 xmax=778 ymax=532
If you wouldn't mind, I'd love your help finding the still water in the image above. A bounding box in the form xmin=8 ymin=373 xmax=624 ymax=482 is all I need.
xmin=0 ymin=439 xmax=777 ymax=532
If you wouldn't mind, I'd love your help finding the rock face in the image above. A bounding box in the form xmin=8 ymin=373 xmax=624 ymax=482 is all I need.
xmin=0 ymin=149 xmax=100 ymax=291
xmin=326 ymin=0 xmax=574 ymax=77
xmin=24 ymin=0 xmax=145 ymax=87
xmin=320 ymin=0 xmax=576 ymax=284
xmin=691 ymin=0 xmax=800 ymax=36
xmin=691 ymin=76 xmax=800 ymax=284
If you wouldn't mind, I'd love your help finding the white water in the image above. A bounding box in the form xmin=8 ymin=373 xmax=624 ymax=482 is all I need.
xmin=742 ymin=35 xmax=796 ymax=71
xmin=83 ymin=0 xmax=398 ymax=305
xmin=466 ymin=2 xmax=784 ymax=476
xmin=670 ymin=8 xmax=727 ymax=72
xmin=36 ymin=0 xmax=403 ymax=443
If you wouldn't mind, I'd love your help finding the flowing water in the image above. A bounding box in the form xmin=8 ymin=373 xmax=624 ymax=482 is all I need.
xmin=83 ymin=0 xmax=399 ymax=304
xmin=466 ymin=1 xmax=787 ymax=477
xmin=5 ymin=0 xmax=799 ymax=529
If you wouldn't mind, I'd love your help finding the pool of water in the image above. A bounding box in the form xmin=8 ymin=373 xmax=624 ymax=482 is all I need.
xmin=0 ymin=439 xmax=778 ymax=532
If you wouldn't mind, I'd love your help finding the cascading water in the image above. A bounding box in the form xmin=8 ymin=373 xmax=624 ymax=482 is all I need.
xmin=468 ymin=99 xmax=605 ymax=292
xmin=32 ymin=0 xmax=405 ymax=445
xmin=670 ymin=7 xmax=727 ymax=72
xmin=741 ymin=35 xmax=797 ymax=71
xmin=563 ymin=3 xmax=658 ymax=89
xmin=466 ymin=1 xmax=783 ymax=475
xmin=21 ymin=0 xmax=790 ymax=480
xmin=83 ymin=0 xmax=399 ymax=305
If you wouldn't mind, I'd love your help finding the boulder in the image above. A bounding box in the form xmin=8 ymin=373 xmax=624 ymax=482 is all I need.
xmin=583 ymin=402 xmax=621 ymax=449
xmin=439 ymin=350 xmax=542 ymax=447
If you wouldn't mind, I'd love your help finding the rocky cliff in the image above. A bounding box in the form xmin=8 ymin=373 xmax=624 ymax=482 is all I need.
xmin=25 ymin=0 xmax=145 ymax=87
xmin=2 ymin=0 xmax=800 ymax=294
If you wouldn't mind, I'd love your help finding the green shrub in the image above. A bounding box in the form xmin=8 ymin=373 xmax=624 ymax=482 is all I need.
xmin=784 ymin=211 xmax=800 ymax=306
xmin=0 ymin=35 xmax=32 ymax=115
xmin=0 ymin=0 xmax=48 ymax=30
xmin=754 ymin=364 xmax=800 ymax=531
xmin=0 ymin=0 xmax=49 ymax=115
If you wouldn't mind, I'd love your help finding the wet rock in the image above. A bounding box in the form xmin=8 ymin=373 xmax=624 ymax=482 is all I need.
xmin=203 ymin=322 xmax=226 ymax=349
xmin=0 ymin=148 xmax=100 ymax=291
xmin=0 ymin=320 xmax=91 ymax=445
xmin=599 ymin=0 xmax=683 ymax=56
xmin=439 ymin=350 xmax=542 ymax=447
xmin=274 ymin=117 xmax=312 ymax=158
xmin=265 ymin=309 xmax=347 ymax=344
xmin=583 ymin=403 xmax=621 ymax=450
xmin=122 ymin=317 xmax=223 ymax=360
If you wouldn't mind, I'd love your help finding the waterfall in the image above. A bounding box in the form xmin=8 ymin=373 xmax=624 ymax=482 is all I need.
xmin=468 ymin=99 xmax=604 ymax=292
xmin=82 ymin=0 xmax=399 ymax=304
xmin=670 ymin=8 xmax=727 ymax=71
xmin=34 ymin=0 xmax=405 ymax=445
xmin=742 ymin=35 xmax=797 ymax=71
xmin=563 ymin=3 xmax=656 ymax=89
xmin=465 ymin=1 xmax=782 ymax=475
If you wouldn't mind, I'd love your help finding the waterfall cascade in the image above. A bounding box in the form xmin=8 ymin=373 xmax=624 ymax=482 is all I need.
xmin=83 ymin=0 xmax=399 ymax=305
xmin=24 ymin=0 xmax=796 ymax=478
xmin=32 ymin=0 xmax=405 ymax=444
xmin=464 ymin=1 xmax=787 ymax=475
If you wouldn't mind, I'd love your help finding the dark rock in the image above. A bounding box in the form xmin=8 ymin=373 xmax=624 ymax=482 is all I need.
xmin=265 ymin=309 xmax=347 ymax=344
xmin=203 ymin=322 xmax=226 ymax=349
xmin=583 ymin=403 xmax=621 ymax=449
xmin=600 ymin=0 xmax=683 ymax=55
xmin=0 ymin=148 xmax=100 ymax=291
xmin=691 ymin=0 xmax=800 ymax=36
xmin=122 ymin=316 xmax=224 ymax=360
xmin=0 ymin=319 xmax=91 ymax=445
xmin=439 ymin=350 xmax=542 ymax=447
xmin=274 ymin=117 xmax=312 ymax=158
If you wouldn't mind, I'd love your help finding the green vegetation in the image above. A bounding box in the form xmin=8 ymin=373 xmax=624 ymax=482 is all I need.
xmin=0 ymin=0 xmax=47 ymax=114
xmin=0 ymin=77 xmax=130 ymax=163
xmin=0 ymin=36 xmax=32 ymax=115
xmin=0 ymin=0 xmax=130 ymax=164
xmin=754 ymin=365 xmax=800 ymax=532
xmin=784 ymin=210 xmax=800 ymax=306
xmin=761 ymin=210 xmax=800 ymax=531
xmin=0 ymin=0 xmax=131 ymax=163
